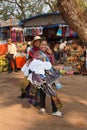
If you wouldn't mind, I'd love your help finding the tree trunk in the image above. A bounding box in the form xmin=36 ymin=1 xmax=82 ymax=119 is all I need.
xmin=57 ymin=0 xmax=87 ymax=45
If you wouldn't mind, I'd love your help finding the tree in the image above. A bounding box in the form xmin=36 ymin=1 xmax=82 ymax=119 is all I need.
xmin=57 ymin=0 xmax=87 ymax=44
xmin=78 ymin=0 xmax=87 ymax=11
xmin=44 ymin=0 xmax=58 ymax=12
xmin=0 ymin=0 xmax=46 ymax=20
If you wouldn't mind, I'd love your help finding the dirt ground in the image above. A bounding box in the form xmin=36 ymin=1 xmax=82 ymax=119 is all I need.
xmin=0 ymin=71 xmax=87 ymax=130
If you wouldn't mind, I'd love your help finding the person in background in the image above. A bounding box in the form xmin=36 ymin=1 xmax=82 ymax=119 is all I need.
xmin=6 ymin=38 xmax=17 ymax=73
xmin=59 ymin=40 xmax=67 ymax=63
xmin=53 ymin=42 xmax=59 ymax=62
xmin=25 ymin=41 xmax=32 ymax=60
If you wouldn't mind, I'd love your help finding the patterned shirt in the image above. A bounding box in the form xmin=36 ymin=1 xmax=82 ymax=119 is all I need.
xmin=8 ymin=43 xmax=17 ymax=57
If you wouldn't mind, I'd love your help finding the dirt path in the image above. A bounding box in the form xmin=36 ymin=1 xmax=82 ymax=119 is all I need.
xmin=0 ymin=72 xmax=87 ymax=130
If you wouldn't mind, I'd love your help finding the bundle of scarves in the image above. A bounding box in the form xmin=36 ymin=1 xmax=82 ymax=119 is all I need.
xmin=21 ymin=50 xmax=62 ymax=108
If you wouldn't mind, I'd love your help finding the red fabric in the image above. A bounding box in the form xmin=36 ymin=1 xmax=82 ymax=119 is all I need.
xmin=29 ymin=46 xmax=40 ymax=58
xmin=33 ymin=51 xmax=55 ymax=65
xmin=0 ymin=44 xmax=7 ymax=56
xmin=11 ymin=56 xmax=26 ymax=69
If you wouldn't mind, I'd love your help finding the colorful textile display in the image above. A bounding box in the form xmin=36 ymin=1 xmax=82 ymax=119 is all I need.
xmin=65 ymin=26 xmax=70 ymax=37
xmin=11 ymin=29 xmax=17 ymax=42
xmin=11 ymin=27 xmax=24 ymax=43
xmin=56 ymin=24 xmax=77 ymax=38
xmin=56 ymin=25 xmax=62 ymax=36
xmin=25 ymin=27 xmax=43 ymax=36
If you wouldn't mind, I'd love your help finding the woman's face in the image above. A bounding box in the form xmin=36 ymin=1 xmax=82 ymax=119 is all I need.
xmin=40 ymin=40 xmax=48 ymax=52
xmin=34 ymin=40 xmax=40 ymax=47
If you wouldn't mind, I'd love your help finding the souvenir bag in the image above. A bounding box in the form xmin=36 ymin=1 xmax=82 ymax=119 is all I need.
xmin=56 ymin=25 xmax=62 ymax=36
xmin=73 ymin=31 xmax=78 ymax=38
xmin=21 ymin=63 xmax=30 ymax=77
xmin=70 ymin=29 xmax=74 ymax=37
xmin=39 ymin=26 xmax=43 ymax=35
xmin=65 ymin=26 xmax=70 ymax=37
xmin=62 ymin=26 xmax=66 ymax=37
xmin=20 ymin=77 xmax=29 ymax=93
xmin=29 ymin=83 xmax=38 ymax=97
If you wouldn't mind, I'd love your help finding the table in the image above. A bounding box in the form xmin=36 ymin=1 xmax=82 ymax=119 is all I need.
xmin=11 ymin=56 xmax=26 ymax=69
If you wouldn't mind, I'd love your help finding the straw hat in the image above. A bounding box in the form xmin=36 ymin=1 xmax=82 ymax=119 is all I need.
xmin=32 ymin=36 xmax=41 ymax=46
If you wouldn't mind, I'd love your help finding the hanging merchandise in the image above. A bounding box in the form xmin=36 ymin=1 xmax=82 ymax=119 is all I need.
xmin=70 ymin=29 xmax=74 ymax=37
xmin=16 ymin=30 xmax=20 ymax=42
xmin=11 ymin=27 xmax=24 ymax=42
xmin=65 ymin=26 xmax=70 ymax=37
xmin=31 ymin=27 xmax=35 ymax=36
xmin=30 ymin=28 xmax=32 ymax=36
xmin=56 ymin=24 xmax=62 ymax=36
xmin=20 ymin=31 xmax=23 ymax=42
xmin=11 ymin=29 xmax=17 ymax=42
xmin=26 ymin=28 xmax=29 ymax=35
xmin=62 ymin=25 xmax=66 ymax=37
xmin=73 ymin=31 xmax=78 ymax=38
xmin=24 ymin=28 xmax=27 ymax=36
xmin=36 ymin=27 xmax=39 ymax=36
xmin=34 ymin=27 xmax=37 ymax=36
xmin=39 ymin=26 xmax=43 ymax=35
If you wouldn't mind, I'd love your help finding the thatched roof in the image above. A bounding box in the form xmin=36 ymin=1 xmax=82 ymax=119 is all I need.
xmin=0 ymin=20 xmax=6 ymax=27
xmin=0 ymin=19 xmax=20 ymax=27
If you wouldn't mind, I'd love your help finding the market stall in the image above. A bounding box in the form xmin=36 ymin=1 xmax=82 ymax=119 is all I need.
xmin=0 ymin=41 xmax=26 ymax=72
xmin=54 ymin=41 xmax=85 ymax=75
xmin=0 ymin=18 xmax=26 ymax=72
xmin=11 ymin=56 xmax=26 ymax=69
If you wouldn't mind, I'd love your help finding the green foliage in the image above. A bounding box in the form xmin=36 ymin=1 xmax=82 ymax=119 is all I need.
xmin=0 ymin=0 xmax=47 ymax=20
xmin=78 ymin=0 xmax=87 ymax=11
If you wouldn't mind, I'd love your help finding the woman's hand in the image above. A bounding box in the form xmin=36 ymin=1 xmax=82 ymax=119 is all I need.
xmin=46 ymin=47 xmax=52 ymax=54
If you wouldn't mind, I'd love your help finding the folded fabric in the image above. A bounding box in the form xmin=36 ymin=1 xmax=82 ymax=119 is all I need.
xmin=29 ymin=59 xmax=45 ymax=74
xmin=44 ymin=61 xmax=52 ymax=70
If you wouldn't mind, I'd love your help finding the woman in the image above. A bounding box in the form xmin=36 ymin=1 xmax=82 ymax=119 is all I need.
xmin=32 ymin=38 xmax=62 ymax=116
xmin=19 ymin=36 xmax=41 ymax=99
xmin=29 ymin=36 xmax=41 ymax=59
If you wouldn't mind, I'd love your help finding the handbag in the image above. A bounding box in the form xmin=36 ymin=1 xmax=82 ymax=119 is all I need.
xmin=29 ymin=84 xmax=38 ymax=97
xmin=20 ymin=77 xmax=29 ymax=93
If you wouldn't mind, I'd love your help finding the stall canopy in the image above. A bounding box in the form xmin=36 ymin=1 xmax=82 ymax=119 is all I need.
xmin=19 ymin=12 xmax=65 ymax=27
xmin=0 ymin=19 xmax=20 ymax=27
xmin=19 ymin=12 xmax=78 ymax=41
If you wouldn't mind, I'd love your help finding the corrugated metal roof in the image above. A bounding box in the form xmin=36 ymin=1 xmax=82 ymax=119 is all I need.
xmin=19 ymin=12 xmax=65 ymax=27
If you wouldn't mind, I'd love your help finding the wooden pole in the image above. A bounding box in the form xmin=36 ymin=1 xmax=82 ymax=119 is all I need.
xmin=10 ymin=17 xmax=12 ymax=39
